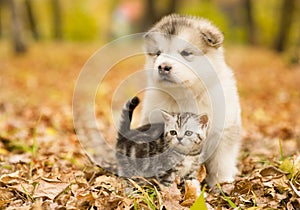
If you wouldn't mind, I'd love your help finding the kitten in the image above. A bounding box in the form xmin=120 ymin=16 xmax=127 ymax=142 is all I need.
xmin=116 ymin=96 xmax=209 ymax=186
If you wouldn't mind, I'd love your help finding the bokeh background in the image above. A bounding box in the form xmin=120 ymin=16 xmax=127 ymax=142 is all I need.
xmin=0 ymin=1 xmax=300 ymax=209
xmin=0 ymin=0 xmax=299 ymax=56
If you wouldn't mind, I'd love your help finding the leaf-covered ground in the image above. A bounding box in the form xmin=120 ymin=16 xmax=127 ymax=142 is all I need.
xmin=0 ymin=42 xmax=299 ymax=209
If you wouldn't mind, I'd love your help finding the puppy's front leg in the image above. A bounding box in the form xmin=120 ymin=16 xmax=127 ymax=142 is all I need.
xmin=205 ymin=128 xmax=240 ymax=186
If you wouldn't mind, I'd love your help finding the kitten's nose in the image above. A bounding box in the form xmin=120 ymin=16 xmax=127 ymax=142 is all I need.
xmin=158 ymin=63 xmax=172 ymax=75
xmin=177 ymin=137 xmax=183 ymax=142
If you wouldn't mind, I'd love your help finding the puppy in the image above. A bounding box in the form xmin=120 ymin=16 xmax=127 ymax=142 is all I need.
xmin=140 ymin=14 xmax=242 ymax=186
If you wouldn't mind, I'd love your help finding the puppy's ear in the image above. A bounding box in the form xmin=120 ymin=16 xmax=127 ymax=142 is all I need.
xmin=143 ymin=30 xmax=157 ymax=41
xmin=198 ymin=113 xmax=209 ymax=129
xmin=200 ymin=28 xmax=224 ymax=48
xmin=143 ymin=31 xmax=151 ymax=40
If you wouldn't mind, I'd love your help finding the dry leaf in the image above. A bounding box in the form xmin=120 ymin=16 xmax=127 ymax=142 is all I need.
xmin=181 ymin=180 xmax=198 ymax=207
xmin=0 ymin=187 xmax=14 ymax=200
xmin=197 ymin=164 xmax=207 ymax=183
xmin=232 ymin=180 xmax=252 ymax=195
xmin=8 ymin=182 xmax=35 ymax=195
xmin=260 ymin=166 xmax=288 ymax=178
xmin=9 ymin=154 xmax=31 ymax=164
xmin=94 ymin=175 xmax=119 ymax=192
xmin=0 ymin=171 xmax=25 ymax=184
xmin=75 ymin=190 xmax=95 ymax=207
xmin=114 ymin=198 xmax=133 ymax=210
xmin=33 ymin=177 xmax=70 ymax=200
xmin=1 ymin=172 xmax=35 ymax=195
xmin=1 ymin=42 xmax=300 ymax=209
xmin=161 ymin=183 xmax=187 ymax=210
xmin=0 ymin=187 xmax=15 ymax=208
xmin=289 ymin=181 xmax=300 ymax=197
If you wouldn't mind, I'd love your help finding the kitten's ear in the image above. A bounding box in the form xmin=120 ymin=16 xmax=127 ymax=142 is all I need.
xmin=198 ymin=114 xmax=209 ymax=128
xmin=160 ymin=110 xmax=173 ymax=121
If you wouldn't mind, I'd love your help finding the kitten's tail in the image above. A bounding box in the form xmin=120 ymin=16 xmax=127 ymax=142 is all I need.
xmin=118 ymin=96 xmax=140 ymax=135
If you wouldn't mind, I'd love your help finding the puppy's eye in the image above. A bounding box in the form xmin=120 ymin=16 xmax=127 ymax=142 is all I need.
xmin=169 ymin=130 xmax=177 ymax=136
xmin=147 ymin=50 xmax=161 ymax=57
xmin=185 ymin=131 xmax=193 ymax=136
xmin=180 ymin=50 xmax=192 ymax=57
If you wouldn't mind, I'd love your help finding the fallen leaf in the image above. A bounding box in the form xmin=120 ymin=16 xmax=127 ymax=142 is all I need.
xmin=75 ymin=190 xmax=95 ymax=208
xmin=0 ymin=171 xmax=25 ymax=184
xmin=273 ymin=175 xmax=289 ymax=192
xmin=232 ymin=180 xmax=252 ymax=195
xmin=289 ymin=181 xmax=300 ymax=197
xmin=197 ymin=164 xmax=207 ymax=183
xmin=114 ymin=198 xmax=133 ymax=210
xmin=9 ymin=154 xmax=31 ymax=164
xmin=161 ymin=183 xmax=187 ymax=210
xmin=0 ymin=171 xmax=35 ymax=195
xmin=94 ymin=175 xmax=119 ymax=192
xmin=0 ymin=187 xmax=14 ymax=200
xmin=33 ymin=177 xmax=70 ymax=200
xmin=260 ymin=166 xmax=288 ymax=178
xmin=8 ymin=182 xmax=34 ymax=196
xmin=291 ymin=198 xmax=300 ymax=209
xmin=0 ymin=187 xmax=15 ymax=208
xmin=181 ymin=180 xmax=198 ymax=207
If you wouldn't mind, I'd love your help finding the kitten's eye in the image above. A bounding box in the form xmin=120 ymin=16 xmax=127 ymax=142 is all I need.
xmin=169 ymin=130 xmax=177 ymax=136
xmin=180 ymin=50 xmax=192 ymax=57
xmin=156 ymin=50 xmax=161 ymax=56
xmin=185 ymin=131 xmax=193 ymax=136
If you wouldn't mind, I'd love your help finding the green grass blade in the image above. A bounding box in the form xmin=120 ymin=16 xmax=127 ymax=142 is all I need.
xmin=217 ymin=183 xmax=238 ymax=209
xmin=278 ymin=138 xmax=283 ymax=161
xmin=190 ymin=185 xmax=207 ymax=210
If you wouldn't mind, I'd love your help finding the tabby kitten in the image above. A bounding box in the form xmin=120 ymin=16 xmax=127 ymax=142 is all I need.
xmin=116 ymin=96 xmax=209 ymax=185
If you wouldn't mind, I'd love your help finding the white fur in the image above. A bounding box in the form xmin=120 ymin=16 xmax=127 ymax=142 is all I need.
xmin=140 ymin=17 xmax=241 ymax=186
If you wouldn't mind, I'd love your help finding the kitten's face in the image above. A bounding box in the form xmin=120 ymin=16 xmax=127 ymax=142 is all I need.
xmin=161 ymin=111 xmax=209 ymax=155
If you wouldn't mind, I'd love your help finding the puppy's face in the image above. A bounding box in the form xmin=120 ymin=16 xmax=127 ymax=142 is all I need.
xmin=144 ymin=15 xmax=224 ymax=88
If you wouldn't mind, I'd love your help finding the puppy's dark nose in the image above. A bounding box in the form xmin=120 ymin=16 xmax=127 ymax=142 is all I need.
xmin=158 ymin=63 xmax=172 ymax=75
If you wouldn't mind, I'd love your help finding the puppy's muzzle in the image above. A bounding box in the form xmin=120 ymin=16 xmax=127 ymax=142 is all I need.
xmin=158 ymin=63 xmax=172 ymax=75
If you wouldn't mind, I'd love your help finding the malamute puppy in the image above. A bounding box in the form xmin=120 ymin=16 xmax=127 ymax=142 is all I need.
xmin=141 ymin=14 xmax=242 ymax=186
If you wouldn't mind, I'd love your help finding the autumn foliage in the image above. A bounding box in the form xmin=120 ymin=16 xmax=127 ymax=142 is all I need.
xmin=0 ymin=43 xmax=299 ymax=209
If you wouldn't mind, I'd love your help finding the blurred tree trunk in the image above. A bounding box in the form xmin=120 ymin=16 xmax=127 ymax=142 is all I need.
xmin=274 ymin=0 xmax=296 ymax=52
xmin=215 ymin=1 xmax=243 ymax=42
xmin=0 ymin=0 xmax=2 ymax=38
xmin=143 ymin=0 xmax=156 ymax=30
xmin=51 ymin=0 xmax=62 ymax=40
xmin=24 ymin=0 xmax=39 ymax=40
xmin=141 ymin=0 xmax=179 ymax=31
xmin=243 ymin=0 xmax=256 ymax=44
xmin=168 ymin=0 xmax=178 ymax=15
xmin=9 ymin=0 xmax=27 ymax=53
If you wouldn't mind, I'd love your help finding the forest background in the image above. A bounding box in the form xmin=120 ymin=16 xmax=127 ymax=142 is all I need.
xmin=0 ymin=0 xmax=300 ymax=209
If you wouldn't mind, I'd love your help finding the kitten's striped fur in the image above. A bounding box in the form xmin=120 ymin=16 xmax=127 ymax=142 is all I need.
xmin=116 ymin=97 xmax=209 ymax=185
